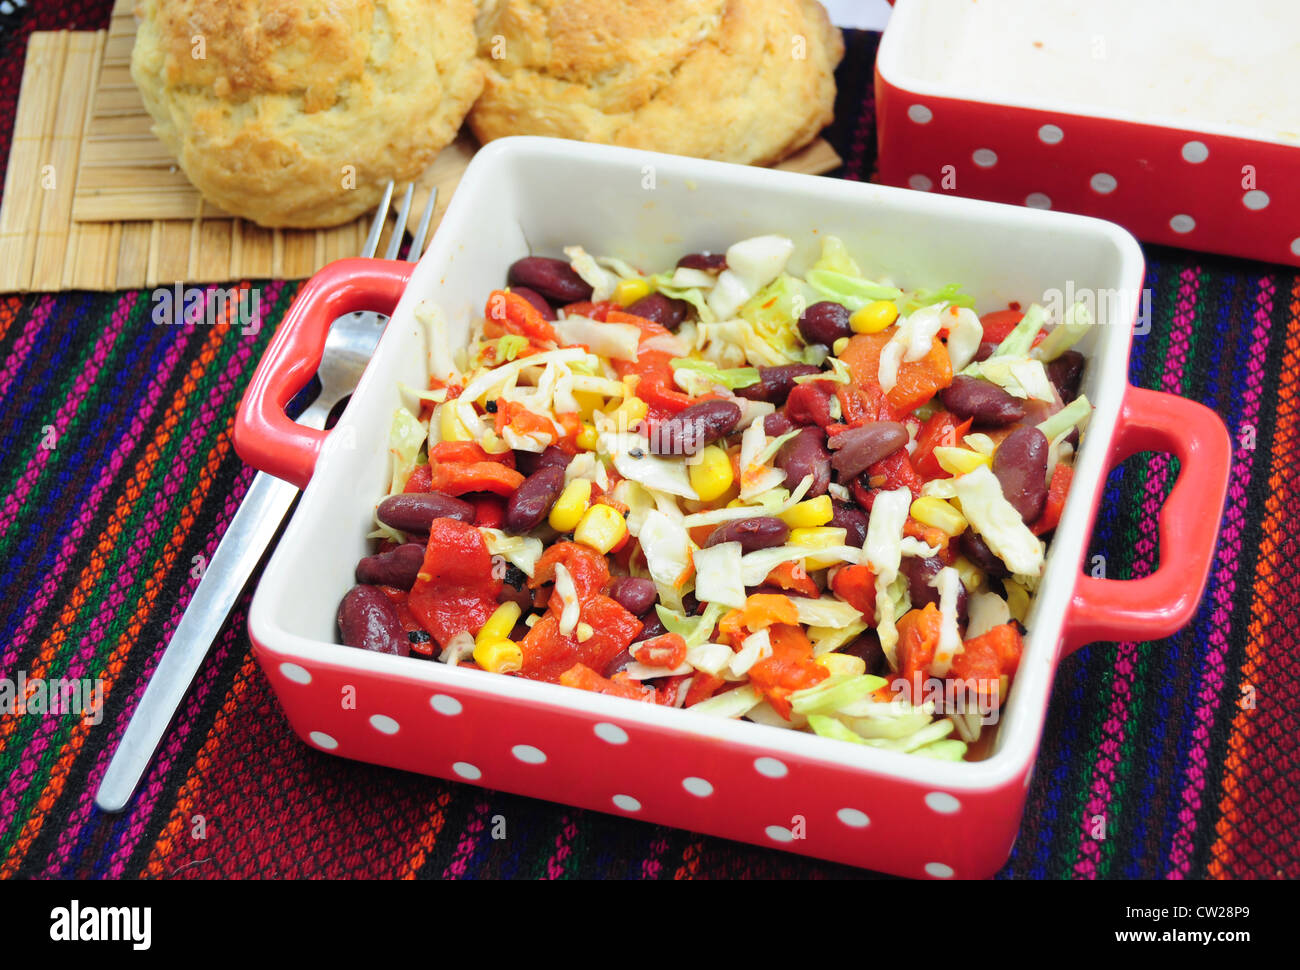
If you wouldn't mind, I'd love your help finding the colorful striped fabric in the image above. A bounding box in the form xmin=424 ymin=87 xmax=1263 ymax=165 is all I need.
xmin=1 ymin=18 xmax=1297 ymax=880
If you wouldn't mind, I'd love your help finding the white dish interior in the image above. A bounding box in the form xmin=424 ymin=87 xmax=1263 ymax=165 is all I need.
xmin=881 ymin=0 xmax=1300 ymax=146
xmin=249 ymin=136 xmax=1145 ymax=794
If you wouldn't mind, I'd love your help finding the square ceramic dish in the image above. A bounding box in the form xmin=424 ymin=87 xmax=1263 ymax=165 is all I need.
xmin=234 ymin=136 xmax=1230 ymax=878
xmin=875 ymin=0 xmax=1300 ymax=267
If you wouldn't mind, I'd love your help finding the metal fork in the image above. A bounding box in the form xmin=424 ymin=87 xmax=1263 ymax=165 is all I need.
xmin=95 ymin=183 xmax=436 ymax=813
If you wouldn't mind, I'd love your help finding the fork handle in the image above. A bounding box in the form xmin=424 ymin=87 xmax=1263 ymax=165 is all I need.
xmin=235 ymin=259 xmax=413 ymax=489
xmin=94 ymin=468 xmax=303 ymax=813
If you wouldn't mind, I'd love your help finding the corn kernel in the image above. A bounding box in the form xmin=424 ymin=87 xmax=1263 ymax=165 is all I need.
xmin=910 ymin=496 xmax=968 ymax=536
xmin=951 ymin=555 xmax=984 ymax=593
xmin=689 ymin=445 xmax=734 ymax=502
xmin=832 ymin=336 xmax=850 ymax=356
xmin=575 ymin=622 xmax=595 ymax=643
xmin=476 ymin=601 xmax=522 ymax=647
xmin=574 ymin=503 xmax=628 ymax=554
xmin=614 ymin=278 xmax=652 ymax=307
xmin=933 ymin=445 xmax=991 ymax=476
xmin=790 ymin=525 xmax=849 ymax=569
xmin=1004 ymin=580 xmax=1030 ymax=623
xmin=850 ymin=300 xmax=899 ymax=334
xmin=781 ymin=495 xmax=834 ymax=528
xmin=576 ymin=423 xmax=599 ymax=451
xmin=817 ymin=653 xmax=866 ymax=677
xmin=549 ymin=478 xmax=591 ymax=532
xmin=610 ymin=394 xmax=648 ymax=432
xmin=438 ymin=402 xmax=474 ymax=442
xmin=474 ymin=638 xmax=523 ymax=674
xmin=789 ymin=526 xmax=847 ymax=547
xmin=573 ymin=390 xmax=605 ymax=420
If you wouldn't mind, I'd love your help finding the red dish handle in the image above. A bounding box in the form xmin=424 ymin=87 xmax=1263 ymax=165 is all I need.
xmin=234 ymin=258 xmax=414 ymax=489
xmin=1062 ymin=385 xmax=1231 ymax=654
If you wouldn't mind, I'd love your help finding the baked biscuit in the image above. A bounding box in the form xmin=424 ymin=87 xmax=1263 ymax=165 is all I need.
xmin=132 ymin=0 xmax=485 ymax=228
xmin=469 ymin=0 xmax=843 ymax=165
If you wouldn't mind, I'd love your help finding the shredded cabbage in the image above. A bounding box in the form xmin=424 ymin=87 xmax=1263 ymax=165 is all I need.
xmin=953 ymin=465 xmax=1045 ymax=576
xmin=692 ymin=542 xmax=747 ymax=608
xmin=387 ymin=406 xmax=427 ymax=495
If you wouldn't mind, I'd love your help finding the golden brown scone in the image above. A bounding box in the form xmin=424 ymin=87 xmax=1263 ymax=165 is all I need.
xmin=131 ymin=0 xmax=485 ymax=228
xmin=469 ymin=0 xmax=842 ymax=165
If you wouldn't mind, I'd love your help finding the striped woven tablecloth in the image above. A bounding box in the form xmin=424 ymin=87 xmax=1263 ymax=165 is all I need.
xmin=0 ymin=7 xmax=1296 ymax=880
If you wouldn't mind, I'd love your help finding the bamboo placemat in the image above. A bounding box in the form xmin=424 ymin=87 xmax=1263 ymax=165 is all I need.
xmin=0 ymin=2 xmax=842 ymax=293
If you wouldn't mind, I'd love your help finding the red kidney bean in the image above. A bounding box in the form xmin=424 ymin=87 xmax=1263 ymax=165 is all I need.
xmin=633 ymin=611 xmax=667 ymax=643
xmin=497 ymin=582 xmax=534 ymax=612
xmin=377 ymin=492 xmax=475 ymax=533
xmin=784 ymin=381 xmax=836 ymax=427
xmin=1046 ymin=349 xmax=1086 ymax=403
xmin=798 ymin=301 xmax=852 ymax=346
xmin=507 ymin=256 xmax=592 ymax=303
xmin=509 ymin=285 xmax=557 ymax=320
xmin=958 ymin=529 xmax=1009 ymax=579
xmin=735 ymin=364 xmax=821 ymax=404
xmin=900 ymin=556 xmax=968 ymax=620
xmin=764 ymin=411 xmax=797 ymax=437
xmin=777 ymin=426 xmax=831 ymax=496
xmin=608 ymin=576 xmax=658 ymax=616
xmin=603 ymin=648 xmax=638 ymax=677
xmin=676 ymin=252 xmax=727 ymax=272
xmin=355 ymin=542 xmax=425 ymax=590
xmin=647 ymin=399 xmax=741 ymax=455
xmin=973 ymin=340 xmax=999 ymax=363
xmin=842 ymin=631 xmax=886 ymax=676
xmin=505 ymin=465 xmax=566 ymax=533
xmin=828 ymin=421 xmax=908 ymax=478
xmin=518 ymin=444 xmax=574 ymax=477
xmin=337 ymin=585 xmax=410 ymax=656
xmin=830 ymin=501 xmax=869 ymax=546
xmin=626 ymin=293 xmax=688 ymax=329
xmin=992 ymin=426 xmax=1049 ymax=522
xmin=704 ymin=516 xmax=789 ymax=552
xmin=940 ymin=375 xmax=1026 ymax=427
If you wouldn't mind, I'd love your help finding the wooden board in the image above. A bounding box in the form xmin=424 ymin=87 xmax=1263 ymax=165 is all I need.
xmin=0 ymin=3 xmax=842 ymax=292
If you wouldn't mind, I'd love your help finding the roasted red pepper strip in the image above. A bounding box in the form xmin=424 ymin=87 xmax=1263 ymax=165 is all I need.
xmin=493 ymin=400 xmax=558 ymax=441
xmin=632 ymin=632 xmax=688 ymax=669
xmin=428 ymin=461 xmax=525 ymax=497
xmin=487 ymin=289 xmax=558 ymax=344
xmin=947 ymin=622 xmax=1024 ymax=706
xmin=519 ymin=597 xmax=642 ymax=682
xmin=867 ymin=448 xmax=925 ymax=498
xmin=1031 ymin=463 xmax=1072 ymax=535
xmin=408 ymin=518 xmax=501 ymax=648
xmin=684 ymin=673 xmax=728 ymax=707
xmin=747 ymin=623 xmax=828 ymax=720
xmin=559 ymin=663 xmax=656 ymax=701
xmin=895 ymin=603 xmax=942 ymax=685
xmin=764 ymin=561 xmax=820 ymax=598
xmin=530 ymin=541 xmax=610 ymax=601
xmin=912 ymin=411 xmax=972 ymax=479
xmin=402 ymin=463 xmax=432 ymax=493
xmin=830 ymin=563 xmax=876 ymax=615
xmin=430 ymin=440 xmax=515 ymax=468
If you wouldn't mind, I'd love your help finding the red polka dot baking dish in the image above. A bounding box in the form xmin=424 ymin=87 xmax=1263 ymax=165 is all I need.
xmin=875 ymin=0 xmax=1300 ymax=267
xmin=234 ymin=136 xmax=1231 ymax=878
